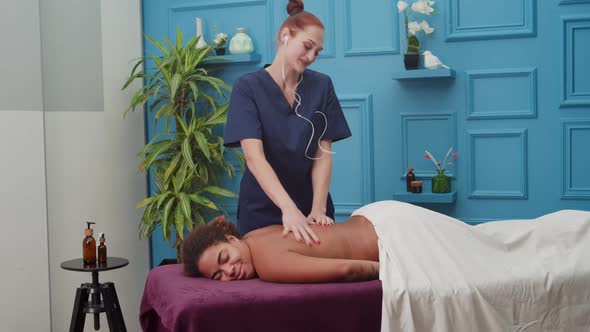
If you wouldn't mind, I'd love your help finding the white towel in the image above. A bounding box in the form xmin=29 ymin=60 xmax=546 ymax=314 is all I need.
xmin=353 ymin=201 xmax=590 ymax=332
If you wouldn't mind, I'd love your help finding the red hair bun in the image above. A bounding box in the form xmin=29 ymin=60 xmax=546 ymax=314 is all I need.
xmin=287 ymin=0 xmax=304 ymax=16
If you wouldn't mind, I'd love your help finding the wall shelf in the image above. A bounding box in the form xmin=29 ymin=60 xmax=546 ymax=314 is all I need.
xmin=393 ymin=191 xmax=457 ymax=203
xmin=203 ymin=53 xmax=261 ymax=65
xmin=392 ymin=68 xmax=455 ymax=80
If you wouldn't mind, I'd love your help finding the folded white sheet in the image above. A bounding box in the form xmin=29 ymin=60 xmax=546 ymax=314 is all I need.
xmin=353 ymin=201 xmax=590 ymax=332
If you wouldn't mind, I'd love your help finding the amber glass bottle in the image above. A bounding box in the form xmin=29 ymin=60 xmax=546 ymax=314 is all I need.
xmin=98 ymin=233 xmax=107 ymax=265
xmin=406 ymin=167 xmax=416 ymax=192
xmin=83 ymin=222 xmax=96 ymax=265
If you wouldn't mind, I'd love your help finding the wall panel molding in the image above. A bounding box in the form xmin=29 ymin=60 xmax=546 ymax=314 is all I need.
xmin=468 ymin=129 xmax=528 ymax=199
xmin=343 ymin=0 xmax=399 ymax=56
xmin=466 ymin=68 xmax=537 ymax=119
xmin=562 ymin=120 xmax=590 ymax=199
xmin=333 ymin=94 xmax=374 ymax=215
xmin=560 ymin=0 xmax=590 ymax=5
xmin=446 ymin=0 xmax=536 ymax=41
xmin=401 ymin=113 xmax=457 ymax=178
xmin=561 ymin=15 xmax=590 ymax=108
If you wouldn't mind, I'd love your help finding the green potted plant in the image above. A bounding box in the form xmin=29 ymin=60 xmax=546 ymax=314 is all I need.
xmin=122 ymin=29 xmax=244 ymax=263
xmin=397 ymin=0 xmax=435 ymax=70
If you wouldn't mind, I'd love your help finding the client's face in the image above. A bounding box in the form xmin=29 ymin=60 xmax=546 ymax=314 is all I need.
xmin=197 ymin=235 xmax=256 ymax=281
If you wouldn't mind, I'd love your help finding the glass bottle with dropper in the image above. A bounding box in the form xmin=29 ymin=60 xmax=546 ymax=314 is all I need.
xmin=98 ymin=232 xmax=107 ymax=265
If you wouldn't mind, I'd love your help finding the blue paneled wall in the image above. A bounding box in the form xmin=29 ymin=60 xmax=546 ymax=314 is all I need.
xmin=142 ymin=0 xmax=590 ymax=265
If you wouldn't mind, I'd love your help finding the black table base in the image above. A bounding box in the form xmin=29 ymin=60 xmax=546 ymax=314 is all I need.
xmin=69 ymin=271 xmax=126 ymax=332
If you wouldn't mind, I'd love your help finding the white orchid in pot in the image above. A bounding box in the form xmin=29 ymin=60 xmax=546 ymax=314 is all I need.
xmin=213 ymin=32 xmax=228 ymax=55
xmin=397 ymin=0 xmax=436 ymax=70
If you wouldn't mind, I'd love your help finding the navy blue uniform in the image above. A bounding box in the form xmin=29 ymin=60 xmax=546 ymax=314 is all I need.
xmin=224 ymin=69 xmax=351 ymax=235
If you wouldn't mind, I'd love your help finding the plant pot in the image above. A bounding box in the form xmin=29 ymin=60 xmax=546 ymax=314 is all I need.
xmin=404 ymin=53 xmax=419 ymax=70
xmin=215 ymin=47 xmax=226 ymax=55
xmin=432 ymin=169 xmax=451 ymax=193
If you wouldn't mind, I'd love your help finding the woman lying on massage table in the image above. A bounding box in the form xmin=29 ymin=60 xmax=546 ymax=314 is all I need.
xmin=182 ymin=200 xmax=590 ymax=331
xmin=183 ymin=208 xmax=381 ymax=283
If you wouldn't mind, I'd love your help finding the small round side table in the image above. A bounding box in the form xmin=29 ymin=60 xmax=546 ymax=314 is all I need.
xmin=61 ymin=257 xmax=129 ymax=332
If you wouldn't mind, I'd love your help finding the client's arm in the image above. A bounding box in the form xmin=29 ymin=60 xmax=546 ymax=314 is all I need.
xmin=254 ymin=251 xmax=379 ymax=283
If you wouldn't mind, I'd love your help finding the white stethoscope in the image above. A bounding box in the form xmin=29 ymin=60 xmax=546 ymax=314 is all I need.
xmin=282 ymin=36 xmax=335 ymax=160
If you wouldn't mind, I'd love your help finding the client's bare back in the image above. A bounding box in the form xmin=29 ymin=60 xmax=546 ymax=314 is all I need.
xmin=244 ymin=216 xmax=379 ymax=283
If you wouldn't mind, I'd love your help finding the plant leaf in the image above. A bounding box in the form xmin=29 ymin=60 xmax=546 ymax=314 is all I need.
xmin=156 ymin=191 xmax=172 ymax=209
xmin=175 ymin=205 xmax=185 ymax=240
xmin=174 ymin=162 xmax=187 ymax=193
xmin=179 ymin=192 xmax=192 ymax=220
xmin=136 ymin=196 xmax=156 ymax=208
xmin=169 ymin=73 xmax=183 ymax=103
xmin=194 ymin=131 xmax=211 ymax=162
xmin=164 ymin=153 xmax=181 ymax=182
xmin=162 ymin=197 xmax=175 ymax=241
xmin=182 ymin=137 xmax=196 ymax=169
xmin=188 ymin=194 xmax=218 ymax=210
xmin=200 ymin=186 xmax=237 ymax=198
xmin=145 ymin=34 xmax=170 ymax=57
xmin=204 ymin=103 xmax=228 ymax=126
xmin=140 ymin=141 xmax=174 ymax=171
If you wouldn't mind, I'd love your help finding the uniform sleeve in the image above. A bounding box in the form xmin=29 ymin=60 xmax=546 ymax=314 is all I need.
xmin=322 ymin=78 xmax=352 ymax=143
xmin=223 ymin=78 xmax=261 ymax=148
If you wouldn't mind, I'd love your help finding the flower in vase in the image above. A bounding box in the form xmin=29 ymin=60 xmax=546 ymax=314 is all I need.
xmin=213 ymin=33 xmax=227 ymax=48
xmin=424 ymin=147 xmax=458 ymax=172
xmin=397 ymin=0 xmax=436 ymax=54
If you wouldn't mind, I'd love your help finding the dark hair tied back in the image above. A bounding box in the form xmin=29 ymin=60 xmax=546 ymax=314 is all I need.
xmin=208 ymin=216 xmax=240 ymax=238
xmin=287 ymin=0 xmax=304 ymax=16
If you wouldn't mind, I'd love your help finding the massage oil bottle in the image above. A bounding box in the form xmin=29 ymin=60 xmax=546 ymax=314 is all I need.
xmin=83 ymin=222 xmax=96 ymax=265
xmin=406 ymin=167 xmax=416 ymax=192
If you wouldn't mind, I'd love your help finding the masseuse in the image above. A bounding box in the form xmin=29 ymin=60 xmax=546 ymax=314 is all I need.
xmin=224 ymin=0 xmax=351 ymax=245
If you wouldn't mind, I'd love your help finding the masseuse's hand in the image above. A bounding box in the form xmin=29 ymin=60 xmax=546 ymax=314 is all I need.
xmin=281 ymin=206 xmax=321 ymax=246
xmin=307 ymin=209 xmax=335 ymax=227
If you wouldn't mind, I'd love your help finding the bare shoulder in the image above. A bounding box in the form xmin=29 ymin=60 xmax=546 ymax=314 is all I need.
xmin=349 ymin=215 xmax=371 ymax=223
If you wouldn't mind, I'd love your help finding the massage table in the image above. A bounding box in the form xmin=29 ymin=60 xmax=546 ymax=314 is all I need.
xmin=141 ymin=202 xmax=590 ymax=331
xmin=140 ymin=263 xmax=382 ymax=332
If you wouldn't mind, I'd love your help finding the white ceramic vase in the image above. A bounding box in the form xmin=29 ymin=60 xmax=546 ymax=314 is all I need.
xmin=195 ymin=17 xmax=207 ymax=49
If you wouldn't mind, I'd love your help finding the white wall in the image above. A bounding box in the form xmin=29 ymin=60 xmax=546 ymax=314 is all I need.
xmin=0 ymin=111 xmax=51 ymax=331
xmin=0 ymin=1 xmax=50 ymax=331
xmin=0 ymin=0 xmax=149 ymax=331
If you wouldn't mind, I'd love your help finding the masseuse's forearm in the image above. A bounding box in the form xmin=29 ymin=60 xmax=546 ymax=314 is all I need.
xmin=246 ymin=154 xmax=297 ymax=211
xmin=311 ymin=140 xmax=333 ymax=212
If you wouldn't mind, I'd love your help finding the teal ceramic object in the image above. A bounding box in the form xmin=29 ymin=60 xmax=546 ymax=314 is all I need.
xmin=229 ymin=28 xmax=253 ymax=55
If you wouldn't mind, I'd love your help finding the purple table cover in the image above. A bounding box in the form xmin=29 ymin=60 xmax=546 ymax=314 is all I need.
xmin=140 ymin=264 xmax=382 ymax=332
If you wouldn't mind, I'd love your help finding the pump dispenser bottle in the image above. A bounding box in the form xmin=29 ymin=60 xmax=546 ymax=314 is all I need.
xmin=83 ymin=222 xmax=96 ymax=265
xmin=98 ymin=233 xmax=107 ymax=265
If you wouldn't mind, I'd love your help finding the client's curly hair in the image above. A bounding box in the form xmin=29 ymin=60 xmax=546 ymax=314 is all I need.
xmin=182 ymin=216 xmax=240 ymax=277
